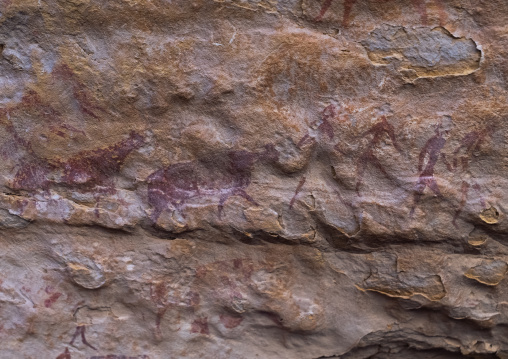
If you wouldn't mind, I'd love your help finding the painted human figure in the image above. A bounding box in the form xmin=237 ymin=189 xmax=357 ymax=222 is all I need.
xmin=452 ymin=126 xmax=493 ymax=171
xmin=290 ymin=104 xmax=338 ymax=208
xmin=355 ymin=116 xmax=401 ymax=195
xmin=410 ymin=125 xmax=447 ymax=217
xmin=297 ymin=104 xmax=336 ymax=149
xmin=450 ymin=125 xmax=493 ymax=226
xmin=69 ymin=325 xmax=96 ymax=350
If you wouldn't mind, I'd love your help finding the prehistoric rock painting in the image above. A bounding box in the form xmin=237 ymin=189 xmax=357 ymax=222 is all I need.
xmin=149 ymin=281 xmax=200 ymax=339
xmin=148 ymin=259 xmax=253 ymax=339
xmin=190 ymin=317 xmax=210 ymax=335
xmin=56 ymin=348 xmax=71 ymax=359
xmin=44 ymin=286 xmax=63 ymax=308
xmin=147 ymin=145 xmax=278 ymax=222
xmin=2 ymin=0 xmax=508 ymax=357
xmin=219 ymin=313 xmax=244 ymax=329
xmin=290 ymin=104 xmax=339 ymax=209
xmin=0 ymin=61 xmax=143 ymax=201
xmin=149 ymin=279 xmax=202 ymax=339
xmin=57 ymin=131 xmax=145 ymax=191
xmin=452 ymin=126 xmax=494 ymax=172
xmin=410 ymin=126 xmax=447 ymax=217
xmin=69 ymin=325 xmax=96 ymax=350
xmin=450 ymin=126 xmax=494 ymax=226
xmin=297 ymin=104 xmax=336 ymax=149
xmin=314 ymin=0 xmax=353 ymax=24
xmin=0 ymin=61 xmax=105 ymax=144
xmin=355 ymin=116 xmax=401 ymax=195
xmin=314 ymin=0 xmax=446 ymax=26
xmin=289 ymin=176 xmax=306 ymax=209
xmin=51 ymin=63 xmax=107 ymax=121
xmin=7 ymin=127 xmax=144 ymax=194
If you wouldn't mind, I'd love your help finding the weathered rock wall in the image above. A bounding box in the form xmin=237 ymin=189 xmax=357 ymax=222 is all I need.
xmin=0 ymin=0 xmax=507 ymax=358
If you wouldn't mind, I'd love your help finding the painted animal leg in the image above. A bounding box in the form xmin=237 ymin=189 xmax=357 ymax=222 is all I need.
xmin=79 ymin=326 xmax=97 ymax=350
xmin=452 ymin=181 xmax=469 ymax=228
xmin=433 ymin=0 xmax=447 ymax=25
xmin=56 ymin=348 xmax=71 ymax=359
xmin=150 ymin=206 xmax=164 ymax=224
xmin=289 ymin=176 xmax=306 ymax=209
xmin=315 ymin=0 xmax=334 ymax=21
xmin=69 ymin=326 xmax=80 ymax=346
xmin=428 ymin=177 xmax=442 ymax=197
xmin=218 ymin=193 xmax=231 ymax=219
xmin=342 ymin=0 xmax=357 ymax=27
xmin=355 ymin=156 xmax=368 ymax=195
xmin=371 ymin=155 xmax=391 ymax=180
xmin=410 ymin=177 xmax=427 ymax=217
xmin=472 ymin=183 xmax=486 ymax=208
xmin=412 ymin=0 xmax=428 ymax=25
xmin=70 ymin=325 xmax=96 ymax=351
xmin=235 ymin=188 xmax=259 ymax=206
xmin=218 ymin=189 xmax=258 ymax=219
xmin=93 ymin=193 xmax=101 ymax=218
xmin=155 ymin=306 xmax=169 ymax=340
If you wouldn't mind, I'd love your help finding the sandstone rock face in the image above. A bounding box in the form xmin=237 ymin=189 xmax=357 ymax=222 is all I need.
xmin=0 ymin=1 xmax=507 ymax=358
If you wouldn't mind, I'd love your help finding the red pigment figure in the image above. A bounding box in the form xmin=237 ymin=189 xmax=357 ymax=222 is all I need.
xmin=56 ymin=348 xmax=71 ymax=359
xmin=7 ymin=126 xmax=143 ymax=191
xmin=59 ymin=131 xmax=145 ymax=191
xmin=452 ymin=126 xmax=493 ymax=172
xmin=297 ymin=104 xmax=336 ymax=149
xmin=149 ymin=281 xmax=200 ymax=339
xmin=7 ymin=128 xmax=144 ymax=217
xmin=355 ymin=116 xmax=401 ymax=195
xmin=51 ymin=63 xmax=106 ymax=120
xmin=147 ymin=144 xmax=278 ymax=222
xmin=409 ymin=125 xmax=447 ymax=217
xmin=150 ymin=281 xmax=171 ymax=339
xmin=190 ymin=317 xmax=209 ymax=335
xmin=289 ymin=176 xmax=307 ymax=209
xmin=69 ymin=325 xmax=96 ymax=350
xmin=44 ymin=292 xmax=62 ymax=308
xmin=314 ymin=0 xmax=446 ymax=26
xmin=291 ymin=105 xmax=337 ymax=208
xmin=0 ymin=111 xmax=55 ymax=192
xmin=0 ymin=63 xmax=143 ymax=204
xmin=314 ymin=0 xmax=355 ymax=25
xmin=450 ymin=125 xmax=494 ymax=227
xmin=219 ymin=314 xmax=243 ymax=329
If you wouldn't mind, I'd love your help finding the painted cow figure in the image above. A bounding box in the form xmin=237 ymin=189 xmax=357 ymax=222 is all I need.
xmin=147 ymin=145 xmax=278 ymax=222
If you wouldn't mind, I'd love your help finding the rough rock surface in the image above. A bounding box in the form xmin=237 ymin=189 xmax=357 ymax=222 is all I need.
xmin=0 ymin=0 xmax=507 ymax=358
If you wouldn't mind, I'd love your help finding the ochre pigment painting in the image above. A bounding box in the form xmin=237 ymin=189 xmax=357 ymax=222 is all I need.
xmin=0 ymin=0 xmax=507 ymax=358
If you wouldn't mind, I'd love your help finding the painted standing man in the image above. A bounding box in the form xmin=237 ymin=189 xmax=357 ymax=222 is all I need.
xmin=410 ymin=125 xmax=448 ymax=217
